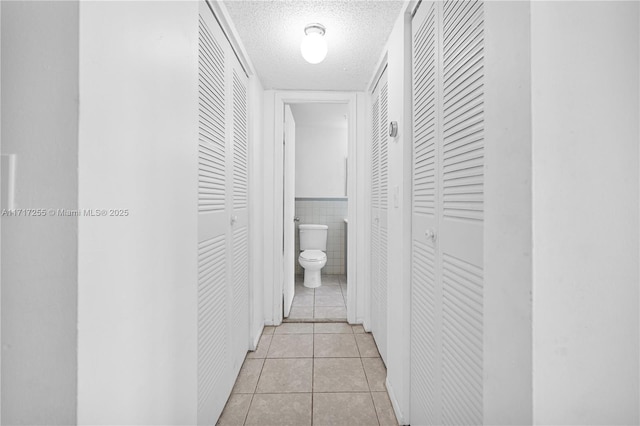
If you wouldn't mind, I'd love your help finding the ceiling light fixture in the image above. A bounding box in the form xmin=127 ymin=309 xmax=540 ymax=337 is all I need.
xmin=301 ymin=23 xmax=327 ymax=64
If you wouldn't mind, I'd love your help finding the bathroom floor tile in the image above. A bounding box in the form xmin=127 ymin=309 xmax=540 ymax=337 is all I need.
xmin=314 ymin=294 xmax=345 ymax=307
xmin=312 ymin=392 xmax=378 ymax=426
xmin=292 ymin=294 xmax=314 ymax=307
xmin=372 ymin=391 xmax=399 ymax=425
xmin=315 ymin=286 xmax=342 ymax=297
xmin=355 ymin=333 xmax=380 ymax=357
xmin=321 ymin=275 xmax=341 ymax=286
xmin=314 ymin=306 xmax=347 ymax=320
xmin=314 ymin=322 xmax=353 ymax=334
xmin=313 ymin=358 xmax=369 ymax=392
xmin=256 ymin=358 xmax=312 ymax=393
xmin=267 ymin=334 xmax=313 ymax=358
xmin=314 ymin=334 xmax=359 ymax=358
xmin=288 ymin=306 xmax=314 ymax=320
xmin=217 ymin=393 xmax=252 ymax=426
xmin=245 ymin=393 xmax=312 ymax=426
xmin=295 ymin=284 xmax=314 ymax=296
xmin=362 ymin=357 xmax=387 ymax=391
xmin=232 ymin=358 xmax=264 ymax=394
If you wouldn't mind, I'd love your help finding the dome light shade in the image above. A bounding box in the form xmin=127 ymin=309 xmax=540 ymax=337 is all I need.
xmin=301 ymin=23 xmax=327 ymax=64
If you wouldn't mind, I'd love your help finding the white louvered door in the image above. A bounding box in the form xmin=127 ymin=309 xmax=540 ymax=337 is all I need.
xmin=411 ymin=1 xmax=484 ymax=425
xmin=370 ymin=68 xmax=389 ymax=364
xmin=198 ymin=2 xmax=249 ymax=424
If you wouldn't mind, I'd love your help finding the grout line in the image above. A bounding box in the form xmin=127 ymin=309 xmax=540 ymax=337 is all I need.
xmin=311 ymin=325 xmax=315 ymax=426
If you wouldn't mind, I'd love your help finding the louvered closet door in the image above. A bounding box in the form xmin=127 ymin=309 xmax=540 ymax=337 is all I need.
xmin=411 ymin=2 xmax=441 ymax=424
xmin=229 ymin=59 xmax=249 ymax=376
xmin=411 ymin=1 xmax=484 ymax=425
xmin=370 ymin=68 xmax=389 ymax=364
xmin=198 ymin=2 xmax=250 ymax=424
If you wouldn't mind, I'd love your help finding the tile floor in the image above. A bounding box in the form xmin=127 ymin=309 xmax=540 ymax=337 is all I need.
xmin=217 ymin=322 xmax=399 ymax=426
xmin=288 ymin=275 xmax=347 ymax=321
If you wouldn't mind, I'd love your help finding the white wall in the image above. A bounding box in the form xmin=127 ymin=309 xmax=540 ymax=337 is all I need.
xmin=1 ymin=2 xmax=79 ymax=424
xmin=249 ymin=75 xmax=265 ymax=347
xmin=531 ymin=2 xmax=639 ymax=424
xmin=381 ymin=6 xmax=412 ymax=424
xmin=295 ymin=125 xmax=348 ymax=197
xmin=483 ymin=2 xmax=533 ymax=423
xmin=78 ymin=2 xmax=198 ymax=423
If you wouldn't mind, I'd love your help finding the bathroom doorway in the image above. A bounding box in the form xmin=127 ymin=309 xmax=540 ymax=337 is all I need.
xmin=283 ymin=102 xmax=350 ymax=321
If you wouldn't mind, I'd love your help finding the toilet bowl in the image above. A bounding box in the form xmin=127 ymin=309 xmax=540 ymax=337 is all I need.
xmin=298 ymin=250 xmax=327 ymax=288
xmin=298 ymin=224 xmax=329 ymax=288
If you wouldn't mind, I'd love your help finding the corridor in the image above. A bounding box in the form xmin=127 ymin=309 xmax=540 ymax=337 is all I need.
xmin=217 ymin=322 xmax=398 ymax=426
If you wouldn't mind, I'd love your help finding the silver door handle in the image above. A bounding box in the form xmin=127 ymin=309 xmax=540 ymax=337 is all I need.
xmin=230 ymin=215 xmax=238 ymax=225
xmin=425 ymin=229 xmax=437 ymax=242
xmin=294 ymin=217 xmax=300 ymax=222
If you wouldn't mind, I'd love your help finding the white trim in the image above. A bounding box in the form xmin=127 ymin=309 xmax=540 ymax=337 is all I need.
xmin=268 ymin=91 xmax=363 ymax=325
xmin=205 ymin=0 xmax=257 ymax=78
xmin=386 ymin=377 xmax=406 ymax=425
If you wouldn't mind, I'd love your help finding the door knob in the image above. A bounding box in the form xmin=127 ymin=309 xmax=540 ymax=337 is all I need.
xmin=425 ymin=229 xmax=437 ymax=242
xmin=230 ymin=215 xmax=238 ymax=225
xmin=294 ymin=217 xmax=300 ymax=222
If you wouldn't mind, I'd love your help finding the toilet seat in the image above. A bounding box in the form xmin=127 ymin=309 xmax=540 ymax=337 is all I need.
xmin=299 ymin=250 xmax=327 ymax=262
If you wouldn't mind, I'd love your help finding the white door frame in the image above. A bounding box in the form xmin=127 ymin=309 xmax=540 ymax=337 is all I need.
xmin=270 ymin=91 xmax=362 ymax=325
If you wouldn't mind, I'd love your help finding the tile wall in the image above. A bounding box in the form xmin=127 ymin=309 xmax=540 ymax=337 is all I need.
xmin=295 ymin=198 xmax=347 ymax=275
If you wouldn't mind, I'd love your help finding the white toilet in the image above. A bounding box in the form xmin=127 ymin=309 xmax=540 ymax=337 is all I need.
xmin=298 ymin=224 xmax=328 ymax=288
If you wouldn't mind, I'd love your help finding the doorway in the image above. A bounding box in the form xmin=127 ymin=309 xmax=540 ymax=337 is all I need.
xmin=283 ymin=103 xmax=349 ymax=321
xmin=269 ymin=91 xmax=362 ymax=326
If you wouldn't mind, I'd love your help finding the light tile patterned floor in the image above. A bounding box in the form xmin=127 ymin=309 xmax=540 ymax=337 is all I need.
xmin=288 ymin=275 xmax=347 ymax=321
xmin=217 ymin=323 xmax=399 ymax=426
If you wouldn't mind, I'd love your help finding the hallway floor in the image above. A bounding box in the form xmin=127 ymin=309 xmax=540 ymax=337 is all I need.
xmin=217 ymin=322 xmax=399 ymax=426
xmin=288 ymin=274 xmax=347 ymax=321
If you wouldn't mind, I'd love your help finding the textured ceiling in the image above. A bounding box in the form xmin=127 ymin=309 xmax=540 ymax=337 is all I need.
xmin=290 ymin=103 xmax=349 ymax=128
xmin=223 ymin=0 xmax=406 ymax=91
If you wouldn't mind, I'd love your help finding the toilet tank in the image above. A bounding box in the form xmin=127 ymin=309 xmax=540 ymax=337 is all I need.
xmin=299 ymin=224 xmax=328 ymax=251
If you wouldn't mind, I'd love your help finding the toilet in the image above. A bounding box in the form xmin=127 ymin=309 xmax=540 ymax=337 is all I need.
xmin=298 ymin=224 xmax=328 ymax=288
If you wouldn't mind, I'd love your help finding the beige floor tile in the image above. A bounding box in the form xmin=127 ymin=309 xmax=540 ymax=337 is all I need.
xmin=339 ymin=275 xmax=348 ymax=285
xmin=245 ymin=393 xmax=312 ymax=426
xmin=352 ymin=324 xmax=365 ymax=334
xmin=256 ymin=358 xmax=313 ymax=393
xmin=295 ymin=284 xmax=315 ymax=296
xmin=314 ymin=306 xmax=347 ymax=319
xmin=372 ymin=391 xmax=399 ymax=426
xmin=315 ymin=285 xmax=342 ymax=296
xmin=262 ymin=326 xmax=275 ymax=335
xmin=217 ymin=393 xmax=252 ymax=426
xmin=314 ymin=294 xmax=345 ymax=307
xmin=356 ymin=333 xmax=380 ymax=357
xmin=314 ymin=334 xmax=359 ymax=357
xmin=362 ymin=357 xmax=387 ymax=391
xmin=313 ymin=358 xmax=369 ymax=392
xmin=314 ymin=322 xmax=353 ymax=334
xmin=292 ymin=294 xmax=314 ymax=307
xmin=267 ymin=334 xmax=313 ymax=358
xmin=247 ymin=334 xmax=272 ymax=359
xmin=273 ymin=322 xmax=314 ymax=334
xmin=321 ymin=275 xmax=341 ymax=285
xmin=313 ymin=392 xmax=378 ymax=426
xmin=289 ymin=306 xmax=314 ymax=319
xmin=232 ymin=358 xmax=264 ymax=394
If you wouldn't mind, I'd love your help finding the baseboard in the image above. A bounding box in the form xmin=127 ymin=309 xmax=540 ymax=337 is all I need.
xmin=385 ymin=377 xmax=407 ymax=425
xmin=250 ymin=324 xmax=263 ymax=351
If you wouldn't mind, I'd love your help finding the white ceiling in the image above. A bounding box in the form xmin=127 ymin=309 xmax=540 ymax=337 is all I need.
xmin=290 ymin=103 xmax=349 ymax=128
xmin=222 ymin=0 xmax=407 ymax=91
